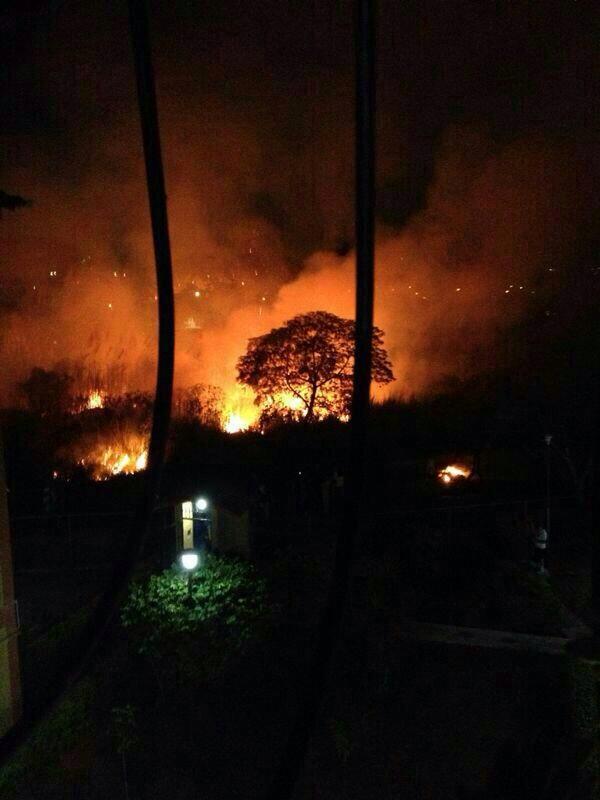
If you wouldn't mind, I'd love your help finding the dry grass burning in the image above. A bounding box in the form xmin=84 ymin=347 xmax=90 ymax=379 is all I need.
xmin=63 ymin=430 xmax=149 ymax=480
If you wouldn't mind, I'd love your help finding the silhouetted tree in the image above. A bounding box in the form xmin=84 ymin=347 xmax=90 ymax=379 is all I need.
xmin=19 ymin=367 xmax=73 ymax=416
xmin=237 ymin=310 xmax=394 ymax=422
xmin=172 ymin=383 xmax=223 ymax=427
xmin=0 ymin=190 xmax=31 ymax=215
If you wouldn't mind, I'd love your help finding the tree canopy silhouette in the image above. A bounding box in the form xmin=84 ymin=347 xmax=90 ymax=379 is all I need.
xmin=237 ymin=310 xmax=394 ymax=422
xmin=0 ymin=190 xmax=31 ymax=215
xmin=19 ymin=367 xmax=73 ymax=417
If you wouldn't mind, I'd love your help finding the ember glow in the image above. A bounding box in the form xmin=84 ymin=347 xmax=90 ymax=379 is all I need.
xmin=438 ymin=464 xmax=471 ymax=484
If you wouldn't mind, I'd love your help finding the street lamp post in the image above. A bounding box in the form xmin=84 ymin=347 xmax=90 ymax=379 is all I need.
xmin=179 ymin=549 xmax=199 ymax=599
xmin=195 ymin=496 xmax=211 ymax=547
xmin=544 ymin=434 xmax=552 ymax=537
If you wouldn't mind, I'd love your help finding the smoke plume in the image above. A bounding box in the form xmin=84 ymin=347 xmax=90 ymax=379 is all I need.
xmin=0 ymin=2 xmax=596 ymax=410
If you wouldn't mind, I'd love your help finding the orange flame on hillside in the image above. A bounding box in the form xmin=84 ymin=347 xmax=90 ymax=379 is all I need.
xmin=220 ymin=388 xmax=345 ymax=432
xmin=275 ymin=392 xmax=306 ymax=413
xmin=67 ymin=378 xmax=346 ymax=474
xmin=438 ymin=464 xmax=471 ymax=484
xmin=86 ymin=390 xmax=105 ymax=410
xmin=72 ymin=433 xmax=148 ymax=480
xmin=223 ymin=413 xmax=249 ymax=434
xmin=220 ymin=385 xmax=258 ymax=433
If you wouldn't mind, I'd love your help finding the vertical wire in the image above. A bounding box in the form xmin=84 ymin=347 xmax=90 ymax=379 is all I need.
xmin=264 ymin=2 xmax=376 ymax=797
xmin=0 ymin=0 xmax=175 ymax=765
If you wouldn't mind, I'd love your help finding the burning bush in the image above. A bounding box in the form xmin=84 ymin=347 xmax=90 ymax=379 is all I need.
xmin=438 ymin=464 xmax=472 ymax=485
xmin=69 ymin=389 xmax=106 ymax=414
xmin=60 ymin=428 xmax=149 ymax=480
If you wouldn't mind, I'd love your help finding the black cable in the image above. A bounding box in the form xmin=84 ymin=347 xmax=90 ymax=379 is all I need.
xmin=264 ymin=2 xmax=376 ymax=797
xmin=0 ymin=0 xmax=175 ymax=765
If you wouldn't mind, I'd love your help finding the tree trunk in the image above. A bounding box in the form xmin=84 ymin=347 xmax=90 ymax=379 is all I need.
xmin=306 ymin=384 xmax=318 ymax=421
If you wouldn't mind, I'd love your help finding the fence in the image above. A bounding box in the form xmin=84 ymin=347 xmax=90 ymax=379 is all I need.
xmin=10 ymin=511 xmax=134 ymax=573
xmin=367 ymin=493 xmax=581 ymax=557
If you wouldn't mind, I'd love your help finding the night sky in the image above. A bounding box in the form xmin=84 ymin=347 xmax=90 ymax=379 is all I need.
xmin=0 ymin=0 xmax=598 ymax=405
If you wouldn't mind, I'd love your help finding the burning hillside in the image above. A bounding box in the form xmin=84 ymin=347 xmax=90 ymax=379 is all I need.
xmin=1 ymin=127 xmax=593 ymax=415
xmin=0 ymin=2 xmax=595 ymax=427
xmin=59 ymin=430 xmax=148 ymax=481
xmin=55 ymin=389 xmax=153 ymax=480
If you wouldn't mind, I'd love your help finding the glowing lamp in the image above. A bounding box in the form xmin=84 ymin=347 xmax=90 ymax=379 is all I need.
xmin=180 ymin=551 xmax=199 ymax=571
xmin=195 ymin=497 xmax=208 ymax=512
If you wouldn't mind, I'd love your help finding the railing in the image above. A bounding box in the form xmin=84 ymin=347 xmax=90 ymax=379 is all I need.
xmin=10 ymin=511 xmax=135 ymax=572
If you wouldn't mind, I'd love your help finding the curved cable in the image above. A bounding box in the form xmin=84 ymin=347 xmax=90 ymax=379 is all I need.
xmin=264 ymin=2 xmax=376 ymax=797
xmin=0 ymin=0 xmax=175 ymax=766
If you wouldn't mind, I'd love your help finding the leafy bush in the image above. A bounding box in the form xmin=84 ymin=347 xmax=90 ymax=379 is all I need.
xmin=0 ymin=677 xmax=95 ymax=799
xmin=485 ymin=560 xmax=569 ymax=635
xmin=121 ymin=554 xmax=274 ymax=685
xmin=20 ymin=605 xmax=91 ymax=709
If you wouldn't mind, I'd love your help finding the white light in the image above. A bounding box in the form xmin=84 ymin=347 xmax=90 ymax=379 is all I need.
xmin=195 ymin=497 xmax=208 ymax=511
xmin=180 ymin=551 xmax=199 ymax=571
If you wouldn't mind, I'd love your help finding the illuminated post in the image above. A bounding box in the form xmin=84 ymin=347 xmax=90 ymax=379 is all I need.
xmin=179 ymin=550 xmax=199 ymax=600
xmin=0 ymin=0 xmax=175 ymax=767
xmin=0 ymin=431 xmax=21 ymax=735
xmin=592 ymin=413 xmax=600 ymax=637
xmin=195 ymin=496 xmax=211 ymax=549
xmin=544 ymin=434 xmax=552 ymax=538
xmin=266 ymin=2 xmax=377 ymax=798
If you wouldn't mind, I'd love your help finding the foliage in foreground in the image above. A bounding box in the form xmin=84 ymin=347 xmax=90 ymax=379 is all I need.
xmin=0 ymin=677 xmax=95 ymax=800
xmin=121 ymin=554 xmax=274 ymax=685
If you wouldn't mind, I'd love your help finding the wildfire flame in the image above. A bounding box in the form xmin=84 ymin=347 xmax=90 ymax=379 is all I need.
xmin=276 ymin=392 xmax=305 ymax=412
xmin=94 ymin=444 xmax=148 ymax=479
xmin=220 ymin=388 xmax=349 ymax=433
xmin=86 ymin=390 xmax=104 ymax=410
xmin=220 ymin=385 xmax=257 ymax=434
xmin=70 ymin=380 xmax=346 ymax=444
xmin=67 ymin=432 xmax=149 ymax=480
xmin=438 ymin=464 xmax=471 ymax=484
xmin=223 ymin=413 xmax=249 ymax=434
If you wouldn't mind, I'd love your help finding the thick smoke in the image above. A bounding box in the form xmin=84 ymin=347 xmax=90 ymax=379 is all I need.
xmin=0 ymin=2 xmax=595 ymax=409
xmin=196 ymin=127 xmax=594 ymax=403
xmin=0 ymin=118 xmax=593 ymax=408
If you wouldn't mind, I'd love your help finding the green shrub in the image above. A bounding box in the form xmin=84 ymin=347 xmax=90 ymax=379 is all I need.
xmin=0 ymin=677 xmax=95 ymax=799
xmin=486 ymin=561 xmax=568 ymax=635
xmin=121 ymin=554 xmax=274 ymax=684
